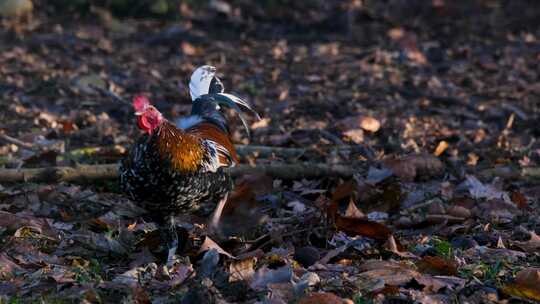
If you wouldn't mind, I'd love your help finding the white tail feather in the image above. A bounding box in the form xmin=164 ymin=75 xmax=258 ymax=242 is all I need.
xmin=189 ymin=65 xmax=216 ymax=101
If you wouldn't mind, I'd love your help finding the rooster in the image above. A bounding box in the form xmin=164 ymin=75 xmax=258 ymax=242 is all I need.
xmin=120 ymin=66 xmax=259 ymax=265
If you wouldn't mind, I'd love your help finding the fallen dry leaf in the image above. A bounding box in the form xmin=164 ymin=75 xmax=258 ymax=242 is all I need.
xmin=180 ymin=41 xmax=198 ymax=55
xmin=343 ymin=199 xmax=365 ymax=219
xmin=113 ymin=263 xmax=159 ymax=287
xmin=360 ymin=116 xmax=381 ymax=133
xmin=267 ymin=282 xmax=296 ymax=303
xmin=383 ymin=154 xmax=444 ymax=181
xmin=168 ymin=264 xmax=193 ymax=287
xmin=433 ymin=140 xmax=449 ymax=156
xmin=514 ymin=231 xmax=540 ymax=253
xmin=70 ymin=230 xmax=127 ymax=255
xmin=502 ymin=268 xmax=540 ymax=302
xmin=385 ymin=235 xmax=416 ymax=258
xmin=466 ymin=175 xmax=511 ymax=203
xmin=59 ymin=120 xmax=78 ymax=134
xmin=357 ymin=260 xmax=419 ymax=286
xmin=318 ymin=243 xmax=350 ymax=265
xmin=464 ymin=246 xmax=526 ymax=263
xmin=336 ymin=115 xmax=381 ymax=133
xmin=250 ymin=265 xmax=293 ymax=291
xmin=406 ymin=49 xmax=428 ymax=65
xmin=331 ymin=180 xmax=357 ymax=202
xmin=416 ymin=256 xmax=458 ymax=276
xmin=298 ymin=292 xmax=343 ymax=304
xmin=370 ymin=285 xmax=400 ymax=297
xmin=413 ymin=274 xmax=464 ymax=293
xmin=357 ymin=259 xmax=463 ymax=292
xmin=0 ymin=211 xmax=57 ymax=238
xmin=328 ymin=180 xmax=358 ymax=221
xmin=335 ymin=216 xmax=392 ymax=241
xmin=250 ymin=117 xmax=271 ymax=129
xmin=0 ymin=253 xmax=23 ymax=278
xmin=475 ymin=198 xmax=519 ymax=224
xmin=133 ymin=287 xmax=151 ymax=304
xmin=510 ymin=190 xmax=530 ymax=210
xmin=229 ymin=257 xmax=256 ymax=282
xmin=446 ymin=205 xmax=471 ymax=219
xmin=198 ymin=236 xmax=234 ymax=259
xmin=343 ymin=129 xmax=364 ymax=144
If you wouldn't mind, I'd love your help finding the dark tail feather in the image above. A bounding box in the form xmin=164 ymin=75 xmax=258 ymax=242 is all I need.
xmin=201 ymin=93 xmax=261 ymax=138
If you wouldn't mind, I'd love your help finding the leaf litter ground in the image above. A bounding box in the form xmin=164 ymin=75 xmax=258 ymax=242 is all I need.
xmin=1 ymin=1 xmax=540 ymax=303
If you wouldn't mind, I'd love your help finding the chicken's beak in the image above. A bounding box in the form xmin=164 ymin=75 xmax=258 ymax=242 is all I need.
xmin=135 ymin=112 xmax=144 ymax=116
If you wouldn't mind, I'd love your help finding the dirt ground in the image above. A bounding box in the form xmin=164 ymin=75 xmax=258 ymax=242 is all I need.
xmin=0 ymin=1 xmax=540 ymax=303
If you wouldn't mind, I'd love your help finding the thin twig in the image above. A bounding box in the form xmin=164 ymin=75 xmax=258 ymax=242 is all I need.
xmin=0 ymin=133 xmax=38 ymax=151
xmin=240 ymin=228 xmax=313 ymax=254
xmin=318 ymin=129 xmax=345 ymax=145
xmin=318 ymin=130 xmax=375 ymax=161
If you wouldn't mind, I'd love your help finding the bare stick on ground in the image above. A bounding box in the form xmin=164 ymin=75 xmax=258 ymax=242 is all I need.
xmin=1 ymin=163 xmax=538 ymax=184
xmin=0 ymin=133 xmax=38 ymax=151
xmin=62 ymin=144 xmax=372 ymax=159
xmin=235 ymin=144 xmax=372 ymax=159
xmin=0 ymin=162 xmax=359 ymax=183
xmin=479 ymin=166 xmax=540 ymax=181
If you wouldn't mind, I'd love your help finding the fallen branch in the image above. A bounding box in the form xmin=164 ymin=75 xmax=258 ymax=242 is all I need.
xmin=235 ymin=144 xmax=370 ymax=158
xmin=0 ymin=162 xmax=359 ymax=183
xmin=522 ymin=167 xmax=540 ymax=179
xmin=62 ymin=145 xmax=320 ymax=160
xmin=479 ymin=166 xmax=540 ymax=180
xmin=0 ymin=133 xmax=367 ymax=163
xmin=231 ymin=163 xmax=358 ymax=179
xmin=3 ymin=162 xmax=538 ymax=184
xmin=0 ymin=164 xmax=119 ymax=183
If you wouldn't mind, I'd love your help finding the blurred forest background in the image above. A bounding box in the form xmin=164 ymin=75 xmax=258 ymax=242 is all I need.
xmin=1 ymin=0 xmax=540 ymax=160
xmin=1 ymin=0 xmax=540 ymax=303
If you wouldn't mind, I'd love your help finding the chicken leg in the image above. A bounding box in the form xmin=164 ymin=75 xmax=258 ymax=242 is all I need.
xmin=159 ymin=215 xmax=178 ymax=268
xmin=208 ymin=193 xmax=228 ymax=231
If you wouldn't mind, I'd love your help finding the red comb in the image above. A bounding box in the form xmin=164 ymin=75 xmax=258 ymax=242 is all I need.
xmin=133 ymin=95 xmax=150 ymax=112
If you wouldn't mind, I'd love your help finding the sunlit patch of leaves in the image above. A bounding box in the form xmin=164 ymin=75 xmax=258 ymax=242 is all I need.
xmin=430 ymin=237 xmax=453 ymax=258
xmin=73 ymin=258 xmax=104 ymax=284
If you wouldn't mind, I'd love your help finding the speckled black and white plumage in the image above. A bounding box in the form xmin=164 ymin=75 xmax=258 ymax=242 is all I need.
xmin=121 ymin=66 xmax=260 ymax=266
xmin=119 ymin=132 xmax=233 ymax=222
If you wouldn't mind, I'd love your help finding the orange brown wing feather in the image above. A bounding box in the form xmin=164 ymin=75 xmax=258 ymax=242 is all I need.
xmin=186 ymin=123 xmax=239 ymax=167
xmin=156 ymin=122 xmax=205 ymax=172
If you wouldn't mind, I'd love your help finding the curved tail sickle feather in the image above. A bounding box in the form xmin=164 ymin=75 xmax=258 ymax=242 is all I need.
xmin=178 ymin=65 xmax=261 ymax=137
